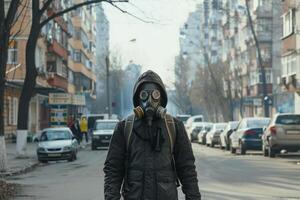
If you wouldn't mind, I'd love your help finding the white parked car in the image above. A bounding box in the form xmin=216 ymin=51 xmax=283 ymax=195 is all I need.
xmin=206 ymin=123 xmax=227 ymax=147
xmin=185 ymin=115 xmax=204 ymax=137
xmin=37 ymin=127 xmax=79 ymax=163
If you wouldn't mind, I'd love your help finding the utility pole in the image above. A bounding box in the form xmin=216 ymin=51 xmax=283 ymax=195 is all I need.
xmin=245 ymin=0 xmax=269 ymax=117
xmin=106 ymin=56 xmax=112 ymax=118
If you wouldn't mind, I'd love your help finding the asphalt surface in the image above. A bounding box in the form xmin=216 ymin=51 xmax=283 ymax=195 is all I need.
xmin=8 ymin=144 xmax=300 ymax=200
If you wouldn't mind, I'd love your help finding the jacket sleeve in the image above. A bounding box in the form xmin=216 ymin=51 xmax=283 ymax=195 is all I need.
xmin=103 ymin=121 xmax=126 ymax=200
xmin=174 ymin=119 xmax=201 ymax=200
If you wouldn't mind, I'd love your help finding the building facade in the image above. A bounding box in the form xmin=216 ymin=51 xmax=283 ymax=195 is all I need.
xmin=277 ymin=0 xmax=300 ymax=114
xmin=4 ymin=1 xmax=106 ymax=139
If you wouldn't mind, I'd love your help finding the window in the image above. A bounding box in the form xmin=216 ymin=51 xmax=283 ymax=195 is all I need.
xmin=7 ymin=41 xmax=18 ymax=64
xmin=7 ymin=97 xmax=12 ymax=125
xmin=13 ymin=98 xmax=18 ymax=125
xmin=282 ymin=54 xmax=297 ymax=76
xmin=282 ymin=9 xmax=294 ymax=38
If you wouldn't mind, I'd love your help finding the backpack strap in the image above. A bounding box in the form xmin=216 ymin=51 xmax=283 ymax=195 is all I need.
xmin=164 ymin=114 xmax=176 ymax=153
xmin=124 ymin=114 xmax=135 ymax=152
xmin=164 ymin=114 xmax=180 ymax=187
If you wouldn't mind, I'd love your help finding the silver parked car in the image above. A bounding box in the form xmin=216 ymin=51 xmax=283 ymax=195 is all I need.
xmin=37 ymin=127 xmax=79 ymax=163
xmin=262 ymin=113 xmax=300 ymax=158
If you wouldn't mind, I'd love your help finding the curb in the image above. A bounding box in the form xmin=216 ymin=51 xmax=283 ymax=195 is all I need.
xmin=0 ymin=143 xmax=90 ymax=178
xmin=0 ymin=160 xmax=40 ymax=178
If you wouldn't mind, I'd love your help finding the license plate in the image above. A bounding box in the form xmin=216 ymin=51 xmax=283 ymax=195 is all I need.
xmin=48 ymin=153 xmax=61 ymax=157
xmin=101 ymin=139 xmax=110 ymax=143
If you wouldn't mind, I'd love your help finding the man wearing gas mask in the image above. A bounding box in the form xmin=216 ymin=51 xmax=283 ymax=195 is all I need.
xmin=104 ymin=70 xmax=201 ymax=200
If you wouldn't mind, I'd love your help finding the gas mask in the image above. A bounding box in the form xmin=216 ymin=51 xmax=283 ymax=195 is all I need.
xmin=133 ymin=83 xmax=166 ymax=124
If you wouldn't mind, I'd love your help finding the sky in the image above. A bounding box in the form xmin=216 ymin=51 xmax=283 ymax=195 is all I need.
xmin=103 ymin=0 xmax=198 ymax=88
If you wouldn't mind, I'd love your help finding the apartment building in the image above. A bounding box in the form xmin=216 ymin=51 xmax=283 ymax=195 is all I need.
xmin=221 ymin=0 xmax=278 ymax=119
xmin=277 ymin=0 xmax=300 ymax=113
xmin=4 ymin=1 xmax=106 ymax=138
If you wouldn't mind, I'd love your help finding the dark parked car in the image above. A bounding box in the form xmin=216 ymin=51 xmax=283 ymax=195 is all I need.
xmin=229 ymin=117 xmax=270 ymax=155
xmin=91 ymin=119 xmax=118 ymax=150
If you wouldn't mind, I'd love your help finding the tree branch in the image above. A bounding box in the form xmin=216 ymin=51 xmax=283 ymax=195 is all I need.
xmin=40 ymin=0 xmax=53 ymax=14
xmin=108 ymin=1 xmax=156 ymax=24
xmin=40 ymin=0 xmax=128 ymax=28
xmin=5 ymin=0 xmax=21 ymax=29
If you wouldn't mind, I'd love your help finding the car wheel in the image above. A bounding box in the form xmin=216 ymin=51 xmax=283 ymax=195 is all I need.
xmin=74 ymin=152 xmax=77 ymax=160
xmin=230 ymin=141 xmax=236 ymax=154
xmin=202 ymin=137 xmax=206 ymax=145
xmin=262 ymin=144 xmax=268 ymax=157
xmin=240 ymin=143 xmax=246 ymax=155
xmin=39 ymin=160 xmax=48 ymax=163
xmin=268 ymin=146 xmax=276 ymax=158
xmin=225 ymin=142 xmax=230 ymax=151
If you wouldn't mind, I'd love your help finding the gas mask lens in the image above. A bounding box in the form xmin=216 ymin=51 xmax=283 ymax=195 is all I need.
xmin=139 ymin=90 xmax=149 ymax=101
xmin=139 ymin=89 xmax=161 ymax=101
xmin=151 ymin=90 xmax=161 ymax=100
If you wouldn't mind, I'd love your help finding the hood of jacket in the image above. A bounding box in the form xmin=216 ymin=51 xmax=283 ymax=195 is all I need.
xmin=133 ymin=70 xmax=168 ymax=108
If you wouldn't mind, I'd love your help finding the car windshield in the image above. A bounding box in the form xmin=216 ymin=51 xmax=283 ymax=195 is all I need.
xmin=40 ymin=130 xmax=71 ymax=141
xmin=247 ymin=119 xmax=270 ymax=128
xmin=276 ymin=115 xmax=300 ymax=125
xmin=95 ymin=122 xmax=117 ymax=130
xmin=194 ymin=118 xmax=203 ymax=122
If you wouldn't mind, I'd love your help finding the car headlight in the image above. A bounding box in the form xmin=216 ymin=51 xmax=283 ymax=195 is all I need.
xmin=37 ymin=147 xmax=46 ymax=152
xmin=63 ymin=146 xmax=72 ymax=151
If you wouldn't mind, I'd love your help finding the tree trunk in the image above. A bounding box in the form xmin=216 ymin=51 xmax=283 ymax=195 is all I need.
xmin=16 ymin=27 xmax=39 ymax=157
xmin=0 ymin=30 xmax=10 ymax=171
xmin=245 ymin=0 xmax=269 ymax=117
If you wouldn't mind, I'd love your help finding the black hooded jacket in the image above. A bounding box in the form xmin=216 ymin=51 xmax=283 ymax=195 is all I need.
xmin=104 ymin=70 xmax=201 ymax=200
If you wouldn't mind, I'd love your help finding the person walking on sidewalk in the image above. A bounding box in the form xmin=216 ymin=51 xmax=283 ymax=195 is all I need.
xmin=80 ymin=116 xmax=88 ymax=143
xmin=104 ymin=70 xmax=201 ymax=200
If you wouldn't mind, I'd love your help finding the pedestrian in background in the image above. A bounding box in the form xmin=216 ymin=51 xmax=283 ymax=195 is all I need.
xmin=104 ymin=70 xmax=201 ymax=200
xmin=70 ymin=116 xmax=81 ymax=145
xmin=80 ymin=116 xmax=88 ymax=143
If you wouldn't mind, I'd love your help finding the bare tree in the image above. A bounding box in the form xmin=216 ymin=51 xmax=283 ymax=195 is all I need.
xmin=245 ymin=0 xmax=269 ymax=117
xmin=16 ymin=0 xmax=129 ymax=157
xmin=174 ymin=55 xmax=193 ymax=114
xmin=0 ymin=0 xmax=23 ymax=171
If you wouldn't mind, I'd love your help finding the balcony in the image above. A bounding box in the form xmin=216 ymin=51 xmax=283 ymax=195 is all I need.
xmin=47 ymin=40 xmax=68 ymax=60
xmin=47 ymin=73 xmax=69 ymax=91
xmin=281 ymin=74 xmax=300 ymax=92
xmin=249 ymin=84 xmax=272 ymax=97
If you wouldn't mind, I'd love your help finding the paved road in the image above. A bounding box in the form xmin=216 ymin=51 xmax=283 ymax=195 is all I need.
xmin=8 ymin=144 xmax=300 ymax=200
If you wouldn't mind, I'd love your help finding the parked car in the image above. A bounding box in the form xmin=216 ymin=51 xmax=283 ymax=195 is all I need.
xmin=206 ymin=123 xmax=227 ymax=147
xmin=197 ymin=123 xmax=213 ymax=145
xmin=230 ymin=117 xmax=270 ymax=155
xmin=176 ymin=114 xmax=191 ymax=126
xmin=37 ymin=127 xmax=78 ymax=163
xmin=262 ymin=113 xmax=300 ymax=158
xmin=219 ymin=121 xmax=239 ymax=150
xmin=91 ymin=119 xmax=119 ymax=150
xmin=185 ymin=115 xmax=204 ymax=137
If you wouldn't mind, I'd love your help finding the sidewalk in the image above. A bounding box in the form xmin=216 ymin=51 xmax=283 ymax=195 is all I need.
xmin=0 ymin=141 xmax=91 ymax=177
xmin=0 ymin=142 xmax=39 ymax=177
